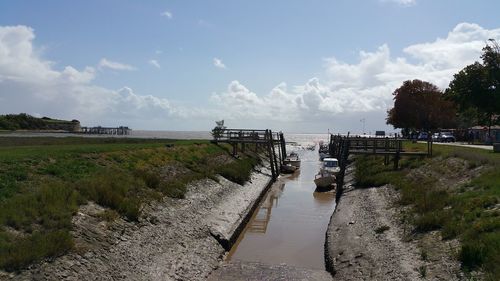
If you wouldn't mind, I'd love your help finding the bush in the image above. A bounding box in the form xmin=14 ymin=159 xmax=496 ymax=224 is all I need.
xmin=217 ymin=157 xmax=258 ymax=185
xmin=77 ymin=169 xmax=142 ymax=221
xmin=0 ymin=230 xmax=73 ymax=272
xmin=414 ymin=211 xmax=446 ymax=232
xmin=0 ymin=181 xmax=79 ymax=231
xmin=161 ymin=181 xmax=187 ymax=199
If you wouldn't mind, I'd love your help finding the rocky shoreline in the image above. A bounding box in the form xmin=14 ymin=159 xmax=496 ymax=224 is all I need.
xmin=1 ymin=165 xmax=273 ymax=281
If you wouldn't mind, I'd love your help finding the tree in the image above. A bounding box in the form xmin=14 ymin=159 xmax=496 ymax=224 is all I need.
xmin=387 ymin=80 xmax=456 ymax=136
xmin=446 ymin=40 xmax=500 ymax=135
xmin=211 ymin=120 xmax=226 ymax=141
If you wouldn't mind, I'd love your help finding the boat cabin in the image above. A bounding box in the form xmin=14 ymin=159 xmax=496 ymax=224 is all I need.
xmin=323 ymin=158 xmax=339 ymax=168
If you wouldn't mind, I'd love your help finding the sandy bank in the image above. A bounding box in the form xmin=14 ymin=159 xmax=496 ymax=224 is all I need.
xmin=1 ymin=166 xmax=273 ymax=281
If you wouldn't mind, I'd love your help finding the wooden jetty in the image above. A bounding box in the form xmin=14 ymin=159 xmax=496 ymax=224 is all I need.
xmin=329 ymin=134 xmax=430 ymax=200
xmin=79 ymin=126 xmax=131 ymax=135
xmin=212 ymin=128 xmax=286 ymax=179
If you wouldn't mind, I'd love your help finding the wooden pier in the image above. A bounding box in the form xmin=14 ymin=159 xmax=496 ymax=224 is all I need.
xmin=79 ymin=126 xmax=131 ymax=135
xmin=329 ymin=134 xmax=430 ymax=200
xmin=212 ymin=129 xmax=286 ymax=179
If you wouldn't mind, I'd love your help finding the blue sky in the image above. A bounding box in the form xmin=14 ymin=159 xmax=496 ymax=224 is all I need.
xmin=0 ymin=0 xmax=499 ymax=133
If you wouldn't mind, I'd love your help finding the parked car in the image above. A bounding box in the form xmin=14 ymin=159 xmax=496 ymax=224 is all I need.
xmin=438 ymin=132 xmax=456 ymax=142
xmin=417 ymin=132 xmax=429 ymax=141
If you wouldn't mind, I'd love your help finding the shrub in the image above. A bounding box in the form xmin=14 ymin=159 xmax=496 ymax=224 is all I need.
xmin=414 ymin=211 xmax=446 ymax=232
xmin=217 ymin=157 xmax=258 ymax=185
xmin=77 ymin=169 xmax=142 ymax=221
xmin=161 ymin=181 xmax=187 ymax=199
xmin=0 ymin=230 xmax=73 ymax=272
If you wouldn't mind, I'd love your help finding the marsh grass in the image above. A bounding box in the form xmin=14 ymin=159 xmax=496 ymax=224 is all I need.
xmin=0 ymin=137 xmax=262 ymax=271
xmin=355 ymin=143 xmax=500 ymax=280
xmin=217 ymin=157 xmax=260 ymax=185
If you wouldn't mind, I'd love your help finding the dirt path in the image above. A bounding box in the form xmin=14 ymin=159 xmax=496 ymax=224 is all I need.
xmin=325 ymin=167 xmax=423 ymax=280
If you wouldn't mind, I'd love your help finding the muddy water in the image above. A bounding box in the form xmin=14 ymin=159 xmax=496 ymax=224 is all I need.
xmin=226 ymin=146 xmax=336 ymax=269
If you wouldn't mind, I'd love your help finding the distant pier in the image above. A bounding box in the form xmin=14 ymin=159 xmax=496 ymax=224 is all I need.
xmin=79 ymin=126 xmax=131 ymax=135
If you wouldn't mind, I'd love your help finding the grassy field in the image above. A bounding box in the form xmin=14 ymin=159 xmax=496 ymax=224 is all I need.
xmin=0 ymin=136 xmax=261 ymax=271
xmin=354 ymin=142 xmax=500 ymax=280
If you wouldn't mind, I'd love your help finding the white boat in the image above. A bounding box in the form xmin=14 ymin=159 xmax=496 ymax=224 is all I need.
xmin=283 ymin=152 xmax=300 ymax=168
xmin=322 ymin=158 xmax=340 ymax=175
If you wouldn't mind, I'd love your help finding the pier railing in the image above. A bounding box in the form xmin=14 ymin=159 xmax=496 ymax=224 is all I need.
xmin=212 ymin=128 xmax=286 ymax=179
xmin=80 ymin=126 xmax=131 ymax=135
xmin=329 ymin=134 xmax=430 ymax=200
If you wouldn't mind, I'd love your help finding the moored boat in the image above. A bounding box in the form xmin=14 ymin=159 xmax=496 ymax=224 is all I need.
xmin=318 ymin=144 xmax=330 ymax=160
xmin=314 ymin=169 xmax=335 ymax=188
xmin=283 ymin=152 xmax=300 ymax=168
xmin=313 ymin=158 xmax=340 ymax=189
xmin=322 ymin=158 xmax=340 ymax=175
xmin=281 ymin=163 xmax=297 ymax=173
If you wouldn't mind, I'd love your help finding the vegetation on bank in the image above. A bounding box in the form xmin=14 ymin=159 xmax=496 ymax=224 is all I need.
xmin=355 ymin=142 xmax=499 ymax=280
xmin=0 ymin=137 xmax=262 ymax=271
xmin=0 ymin=113 xmax=79 ymax=131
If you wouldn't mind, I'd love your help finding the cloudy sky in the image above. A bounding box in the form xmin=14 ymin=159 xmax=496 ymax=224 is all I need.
xmin=0 ymin=0 xmax=499 ymax=134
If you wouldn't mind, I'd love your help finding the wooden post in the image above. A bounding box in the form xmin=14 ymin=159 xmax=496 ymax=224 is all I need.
xmin=271 ymin=142 xmax=279 ymax=175
xmin=394 ymin=140 xmax=401 ymax=170
xmin=266 ymin=130 xmax=276 ymax=179
xmin=232 ymin=143 xmax=237 ymax=156
xmin=280 ymin=132 xmax=287 ymax=161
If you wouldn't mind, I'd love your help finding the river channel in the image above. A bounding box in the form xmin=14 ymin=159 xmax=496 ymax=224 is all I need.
xmin=226 ymin=144 xmax=336 ymax=269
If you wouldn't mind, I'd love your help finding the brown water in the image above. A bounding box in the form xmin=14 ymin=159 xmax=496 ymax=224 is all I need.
xmin=226 ymin=146 xmax=336 ymax=269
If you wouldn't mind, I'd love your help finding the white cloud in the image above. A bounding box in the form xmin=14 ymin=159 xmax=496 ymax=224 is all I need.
xmin=0 ymin=25 xmax=180 ymax=127
xmin=213 ymin=57 xmax=226 ymax=69
xmin=161 ymin=10 xmax=172 ymax=19
xmin=381 ymin=0 xmax=416 ymax=6
xmin=148 ymin=59 xmax=161 ymax=69
xmin=210 ymin=22 xmax=500 ymax=132
xmin=98 ymin=58 xmax=135 ymax=71
xmin=2 ymin=22 xmax=500 ymax=132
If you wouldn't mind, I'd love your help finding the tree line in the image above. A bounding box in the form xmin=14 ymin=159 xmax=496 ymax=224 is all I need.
xmin=0 ymin=113 xmax=79 ymax=131
xmin=387 ymin=40 xmax=500 ymax=139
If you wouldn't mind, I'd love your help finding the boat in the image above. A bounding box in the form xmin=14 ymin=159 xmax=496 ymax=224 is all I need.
xmin=321 ymin=158 xmax=340 ymax=175
xmin=283 ymin=152 xmax=300 ymax=168
xmin=281 ymin=163 xmax=297 ymax=173
xmin=313 ymin=158 xmax=340 ymax=189
xmin=314 ymin=169 xmax=336 ymax=189
xmin=318 ymin=144 xmax=330 ymax=160
xmin=306 ymin=144 xmax=316 ymax=151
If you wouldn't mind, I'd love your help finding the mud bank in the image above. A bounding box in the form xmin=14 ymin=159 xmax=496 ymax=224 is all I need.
xmin=325 ymin=164 xmax=464 ymax=281
xmin=325 ymin=165 xmax=423 ymax=281
xmin=1 ymin=166 xmax=273 ymax=281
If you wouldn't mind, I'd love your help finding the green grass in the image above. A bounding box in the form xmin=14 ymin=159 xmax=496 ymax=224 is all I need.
xmin=354 ymin=143 xmax=500 ymax=280
xmin=0 ymin=137 xmax=262 ymax=271
xmin=217 ymin=157 xmax=260 ymax=185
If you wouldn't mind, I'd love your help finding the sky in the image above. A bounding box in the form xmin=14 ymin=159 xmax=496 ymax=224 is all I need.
xmin=0 ymin=0 xmax=499 ymax=134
